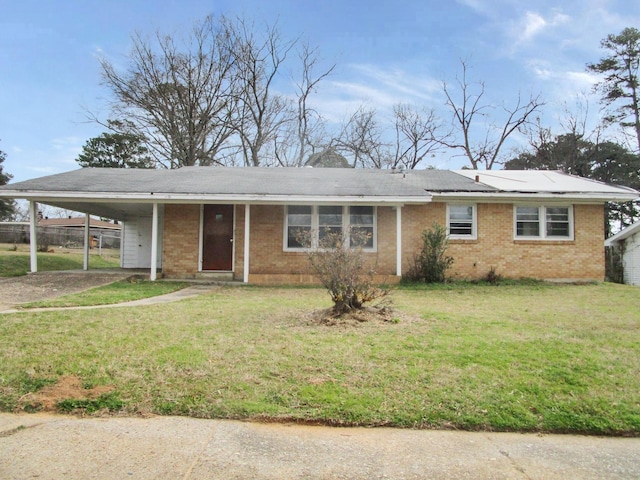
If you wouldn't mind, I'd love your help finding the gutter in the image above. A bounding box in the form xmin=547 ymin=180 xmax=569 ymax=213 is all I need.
xmin=0 ymin=190 xmax=433 ymax=205
xmin=429 ymin=191 xmax=640 ymax=203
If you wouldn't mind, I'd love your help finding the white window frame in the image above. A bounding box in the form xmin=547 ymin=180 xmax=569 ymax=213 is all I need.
xmin=284 ymin=205 xmax=377 ymax=252
xmin=513 ymin=205 xmax=574 ymax=240
xmin=446 ymin=203 xmax=477 ymax=240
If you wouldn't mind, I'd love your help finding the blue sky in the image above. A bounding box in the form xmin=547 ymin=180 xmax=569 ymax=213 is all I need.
xmin=1 ymin=0 xmax=639 ymax=182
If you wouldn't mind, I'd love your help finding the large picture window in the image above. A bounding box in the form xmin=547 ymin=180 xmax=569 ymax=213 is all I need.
xmin=515 ymin=206 xmax=573 ymax=240
xmin=447 ymin=204 xmax=476 ymax=239
xmin=285 ymin=205 xmax=376 ymax=251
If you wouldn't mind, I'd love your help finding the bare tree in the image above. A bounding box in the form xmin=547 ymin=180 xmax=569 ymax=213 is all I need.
xmin=441 ymin=61 xmax=544 ymax=170
xmin=333 ymin=106 xmax=388 ymax=168
xmin=100 ymin=16 xmax=239 ymax=168
xmin=229 ymin=17 xmax=296 ymax=166
xmin=515 ymin=95 xmax=605 ymax=168
xmin=291 ymin=43 xmax=334 ymax=166
xmin=98 ymin=15 xmax=336 ymax=169
xmin=391 ymin=104 xmax=445 ymax=169
xmin=271 ymin=42 xmax=334 ymax=166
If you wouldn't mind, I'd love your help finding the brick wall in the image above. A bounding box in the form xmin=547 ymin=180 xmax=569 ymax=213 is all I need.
xmin=402 ymin=202 xmax=604 ymax=281
xmin=161 ymin=202 xmax=606 ymax=283
xmin=162 ymin=204 xmax=200 ymax=278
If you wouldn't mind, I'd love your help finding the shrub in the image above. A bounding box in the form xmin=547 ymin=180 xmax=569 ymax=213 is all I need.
xmin=485 ymin=266 xmax=502 ymax=285
xmin=405 ymin=223 xmax=453 ymax=283
xmin=300 ymin=228 xmax=388 ymax=315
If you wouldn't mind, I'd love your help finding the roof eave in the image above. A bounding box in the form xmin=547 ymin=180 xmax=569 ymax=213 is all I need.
xmin=0 ymin=190 xmax=432 ymax=205
xmin=429 ymin=191 xmax=639 ymax=203
xmin=605 ymin=221 xmax=640 ymax=245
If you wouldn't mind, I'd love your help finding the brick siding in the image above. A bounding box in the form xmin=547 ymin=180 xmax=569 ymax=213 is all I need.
xmin=162 ymin=204 xmax=200 ymax=278
xmin=161 ymin=202 xmax=605 ymax=283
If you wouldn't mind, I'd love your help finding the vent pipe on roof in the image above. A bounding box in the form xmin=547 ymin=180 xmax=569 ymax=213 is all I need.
xmin=475 ymin=174 xmax=480 ymax=183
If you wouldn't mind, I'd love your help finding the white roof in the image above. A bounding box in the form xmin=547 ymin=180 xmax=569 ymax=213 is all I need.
xmin=455 ymin=170 xmax=638 ymax=195
xmin=605 ymin=221 xmax=640 ymax=246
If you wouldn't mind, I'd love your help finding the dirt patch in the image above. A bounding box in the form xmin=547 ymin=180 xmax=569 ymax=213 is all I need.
xmin=18 ymin=375 xmax=115 ymax=413
xmin=0 ymin=271 xmax=136 ymax=309
xmin=304 ymin=304 xmax=417 ymax=327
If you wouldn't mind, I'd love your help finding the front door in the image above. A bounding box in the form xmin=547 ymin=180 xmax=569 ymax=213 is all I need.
xmin=202 ymin=205 xmax=234 ymax=271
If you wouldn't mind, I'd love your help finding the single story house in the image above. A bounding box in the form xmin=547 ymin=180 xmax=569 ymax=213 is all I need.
xmin=0 ymin=167 xmax=637 ymax=283
xmin=605 ymin=221 xmax=640 ymax=286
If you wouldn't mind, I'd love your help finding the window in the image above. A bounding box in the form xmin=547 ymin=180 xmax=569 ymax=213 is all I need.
xmin=545 ymin=207 xmax=570 ymax=237
xmin=515 ymin=206 xmax=572 ymax=240
xmin=286 ymin=205 xmax=312 ymax=248
xmin=516 ymin=207 xmax=540 ymax=237
xmin=447 ymin=204 xmax=476 ymax=239
xmin=285 ymin=205 xmax=376 ymax=250
xmin=318 ymin=206 xmax=343 ymax=245
xmin=349 ymin=206 xmax=374 ymax=248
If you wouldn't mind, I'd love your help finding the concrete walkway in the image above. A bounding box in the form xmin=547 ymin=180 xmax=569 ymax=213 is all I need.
xmin=1 ymin=413 xmax=638 ymax=479
xmin=0 ymin=284 xmax=219 ymax=314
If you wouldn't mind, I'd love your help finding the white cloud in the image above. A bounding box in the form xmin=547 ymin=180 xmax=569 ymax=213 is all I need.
xmin=510 ymin=10 xmax=571 ymax=49
xmin=528 ymin=61 xmax=553 ymax=80
xmin=308 ymin=63 xmax=445 ymax=125
xmin=330 ymin=80 xmax=398 ymax=107
xmin=521 ymin=12 xmax=548 ymax=41
xmin=565 ymin=71 xmax=598 ymax=89
xmin=51 ymin=136 xmax=84 ymax=153
xmin=454 ymin=0 xmax=495 ymax=16
xmin=349 ymin=64 xmax=441 ymax=101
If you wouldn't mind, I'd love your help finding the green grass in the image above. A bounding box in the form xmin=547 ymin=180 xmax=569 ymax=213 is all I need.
xmin=0 ymin=282 xmax=638 ymax=435
xmin=20 ymin=280 xmax=190 ymax=308
xmin=0 ymin=251 xmax=120 ymax=277
xmin=56 ymin=393 xmax=125 ymax=414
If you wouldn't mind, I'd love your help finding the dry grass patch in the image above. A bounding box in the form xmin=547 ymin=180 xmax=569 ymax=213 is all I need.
xmin=17 ymin=375 xmax=116 ymax=413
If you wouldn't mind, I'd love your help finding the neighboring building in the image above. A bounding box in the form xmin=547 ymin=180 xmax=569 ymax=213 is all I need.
xmin=0 ymin=167 xmax=637 ymax=283
xmin=0 ymin=218 xmax=120 ymax=248
xmin=38 ymin=217 xmax=120 ymax=231
xmin=304 ymin=148 xmax=351 ymax=168
xmin=605 ymin=221 xmax=640 ymax=286
xmin=38 ymin=217 xmax=121 ymax=249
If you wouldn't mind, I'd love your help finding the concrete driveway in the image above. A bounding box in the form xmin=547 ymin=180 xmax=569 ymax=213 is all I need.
xmin=1 ymin=413 xmax=638 ymax=479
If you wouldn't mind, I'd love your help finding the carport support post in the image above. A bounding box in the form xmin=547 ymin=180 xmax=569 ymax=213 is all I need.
xmin=243 ymin=204 xmax=250 ymax=283
xmin=83 ymin=214 xmax=90 ymax=270
xmin=396 ymin=205 xmax=402 ymax=277
xmin=29 ymin=201 xmax=38 ymax=273
xmin=150 ymin=202 xmax=159 ymax=281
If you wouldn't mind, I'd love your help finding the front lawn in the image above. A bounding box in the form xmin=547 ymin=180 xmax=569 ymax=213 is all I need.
xmin=0 ymin=282 xmax=638 ymax=435
xmin=0 ymin=246 xmax=120 ymax=277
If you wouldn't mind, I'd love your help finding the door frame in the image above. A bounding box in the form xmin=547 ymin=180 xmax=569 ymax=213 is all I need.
xmin=198 ymin=204 xmax=236 ymax=272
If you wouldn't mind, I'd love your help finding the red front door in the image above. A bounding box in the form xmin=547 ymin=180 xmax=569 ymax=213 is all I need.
xmin=202 ymin=205 xmax=234 ymax=271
